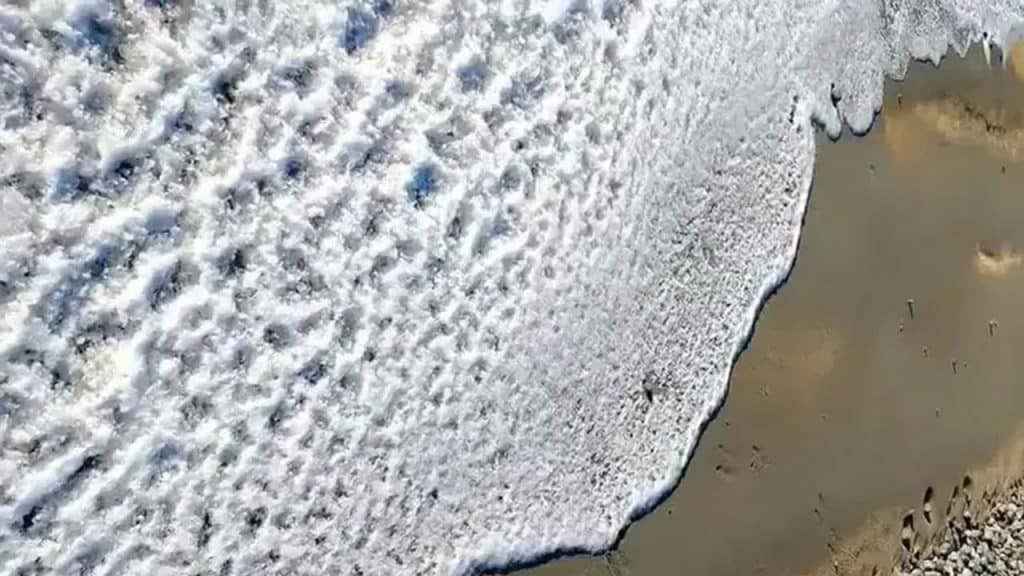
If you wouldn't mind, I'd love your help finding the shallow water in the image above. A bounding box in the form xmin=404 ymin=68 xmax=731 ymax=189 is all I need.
xmin=520 ymin=47 xmax=1024 ymax=576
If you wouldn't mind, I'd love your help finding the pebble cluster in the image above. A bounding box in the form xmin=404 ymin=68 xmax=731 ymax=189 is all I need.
xmin=900 ymin=481 xmax=1024 ymax=576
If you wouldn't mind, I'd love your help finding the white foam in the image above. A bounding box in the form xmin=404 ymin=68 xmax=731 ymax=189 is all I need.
xmin=0 ymin=1 xmax=1022 ymax=575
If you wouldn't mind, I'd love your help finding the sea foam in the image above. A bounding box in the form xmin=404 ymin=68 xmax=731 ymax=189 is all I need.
xmin=0 ymin=1 xmax=1022 ymax=575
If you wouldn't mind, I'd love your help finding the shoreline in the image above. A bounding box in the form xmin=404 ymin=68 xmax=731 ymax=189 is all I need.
xmin=516 ymin=43 xmax=1024 ymax=576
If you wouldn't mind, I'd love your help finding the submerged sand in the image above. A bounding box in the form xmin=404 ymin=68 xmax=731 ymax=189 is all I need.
xmin=517 ymin=47 xmax=1024 ymax=576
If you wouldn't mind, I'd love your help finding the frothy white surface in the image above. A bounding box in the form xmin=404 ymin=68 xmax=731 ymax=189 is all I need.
xmin=0 ymin=1 xmax=1021 ymax=574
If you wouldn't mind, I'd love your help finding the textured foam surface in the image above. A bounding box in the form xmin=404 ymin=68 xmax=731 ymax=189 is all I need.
xmin=1 ymin=1 xmax=1023 ymax=575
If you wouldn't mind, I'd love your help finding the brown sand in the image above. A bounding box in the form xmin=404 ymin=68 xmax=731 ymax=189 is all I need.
xmin=516 ymin=48 xmax=1024 ymax=576
xmin=1010 ymin=41 xmax=1024 ymax=81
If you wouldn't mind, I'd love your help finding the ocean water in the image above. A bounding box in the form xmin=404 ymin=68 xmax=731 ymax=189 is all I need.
xmin=1 ymin=1 xmax=1022 ymax=575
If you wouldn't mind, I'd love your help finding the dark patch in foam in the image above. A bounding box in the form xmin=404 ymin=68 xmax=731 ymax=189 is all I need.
xmin=407 ymin=165 xmax=439 ymax=206
xmin=53 ymin=167 xmax=96 ymax=200
xmin=458 ymin=60 xmax=489 ymax=92
xmin=148 ymin=258 xmax=199 ymax=310
xmin=502 ymin=75 xmax=544 ymax=110
xmin=197 ymin=511 xmax=214 ymax=549
xmin=343 ymin=8 xmax=378 ymax=55
xmin=372 ymin=0 xmax=395 ymax=18
xmin=383 ymin=80 xmax=410 ymax=106
xmin=282 ymin=155 xmax=305 ymax=180
xmin=262 ymin=323 xmax=292 ymax=349
xmin=245 ymin=506 xmax=267 ymax=534
xmin=74 ymin=12 xmax=123 ymax=65
xmin=14 ymin=453 xmax=103 ymax=536
xmin=280 ymin=60 xmax=317 ymax=94
xmin=217 ymin=246 xmax=249 ymax=278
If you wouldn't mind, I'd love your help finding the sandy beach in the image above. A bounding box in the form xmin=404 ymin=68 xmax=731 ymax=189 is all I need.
xmin=517 ymin=47 xmax=1024 ymax=576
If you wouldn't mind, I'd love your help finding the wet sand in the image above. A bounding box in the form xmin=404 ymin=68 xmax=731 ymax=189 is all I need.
xmin=517 ymin=47 xmax=1024 ymax=576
